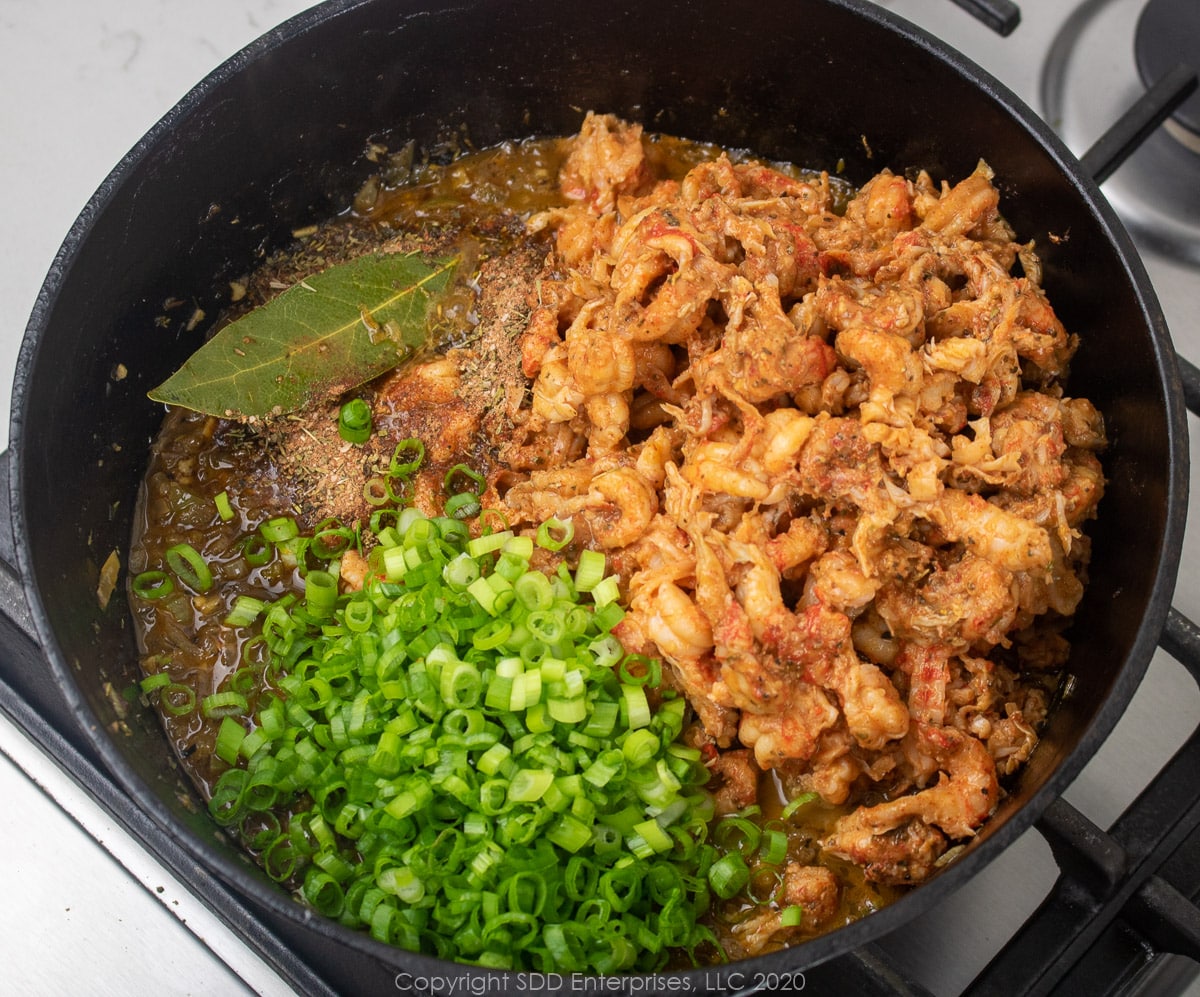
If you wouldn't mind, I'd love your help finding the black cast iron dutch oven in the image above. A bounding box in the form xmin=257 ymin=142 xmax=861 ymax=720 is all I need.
xmin=10 ymin=0 xmax=1188 ymax=992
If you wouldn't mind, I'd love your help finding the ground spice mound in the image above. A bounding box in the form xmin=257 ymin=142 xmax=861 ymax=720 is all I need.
xmin=221 ymin=218 xmax=547 ymax=530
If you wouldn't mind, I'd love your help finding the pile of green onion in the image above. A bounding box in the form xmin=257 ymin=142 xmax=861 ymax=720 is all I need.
xmin=142 ymin=481 xmax=739 ymax=971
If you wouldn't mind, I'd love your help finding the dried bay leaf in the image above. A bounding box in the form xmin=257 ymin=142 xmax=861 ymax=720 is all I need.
xmin=149 ymin=251 xmax=460 ymax=418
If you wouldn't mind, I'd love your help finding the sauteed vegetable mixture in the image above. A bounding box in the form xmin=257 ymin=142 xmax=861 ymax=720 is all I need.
xmin=128 ymin=113 xmax=1104 ymax=968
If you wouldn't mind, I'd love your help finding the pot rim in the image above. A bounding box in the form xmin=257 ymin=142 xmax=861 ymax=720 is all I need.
xmin=9 ymin=0 xmax=1189 ymax=983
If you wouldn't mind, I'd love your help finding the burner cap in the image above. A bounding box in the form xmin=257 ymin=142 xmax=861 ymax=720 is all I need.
xmin=1135 ymin=0 xmax=1200 ymax=138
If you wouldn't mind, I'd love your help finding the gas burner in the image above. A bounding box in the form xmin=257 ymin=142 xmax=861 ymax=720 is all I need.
xmin=1136 ymin=0 xmax=1200 ymax=152
xmin=1042 ymin=0 xmax=1200 ymax=264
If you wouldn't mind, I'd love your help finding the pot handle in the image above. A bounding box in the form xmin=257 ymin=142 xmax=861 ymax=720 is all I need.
xmin=0 ymin=451 xmax=36 ymax=643
xmin=947 ymin=0 xmax=1020 ymax=36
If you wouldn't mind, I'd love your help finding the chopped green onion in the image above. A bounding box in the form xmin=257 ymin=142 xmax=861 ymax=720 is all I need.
xmin=507 ymin=768 xmax=554 ymax=804
xmin=443 ymin=553 xmax=480 ymax=591
xmin=209 ymin=768 xmax=248 ymax=826
xmin=131 ymin=570 xmax=174 ymax=600
xmin=621 ymin=683 xmax=652 ymax=730
xmin=502 ymin=534 xmax=533 ymax=559
xmin=622 ymin=728 xmax=661 ymax=768
xmin=260 ymin=516 xmax=300 ymax=544
xmin=588 ymin=635 xmax=624 ymax=669
xmin=311 ymin=522 xmax=354 ymax=559
xmin=303 ymin=867 xmax=346 ymax=917
xmin=591 ymin=602 xmax=625 ymax=634
xmin=160 ymin=682 xmax=196 ymax=716
xmin=165 ymin=542 xmax=213 ymax=593
xmin=547 ymin=813 xmax=593 ymax=853
xmin=467 ymin=530 xmax=513 ymax=558
xmin=444 ymin=491 xmax=481 ymax=520
xmin=337 ymin=398 xmax=373 ymax=444
xmin=591 ymin=576 xmax=621 ymax=608
xmin=780 ymin=791 xmax=821 ymax=821
xmin=385 ymin=474 xmax=412 ymax=505
xmin=507 ymin=573 xmax=542 ymax=611
xmin=547 ymin=696 xmax=587 ymax=724
xmin=494 ymin=550 xmax=529 ymax=584
xmin=467 ymin=576 xmax=500 ymax=616
xmin=214 ymin=490 xmax=235 ymax=522
xmin=536 ymin=517 xmax=574 ymax=551
xmin=708 ymin=851 xmax=751 ymax=900
xmin=619 ymin=653 xmax=661 ymax=687
xmin=444 ymin=463 xmax=485 ymax=498
xmin=759 ymin=827 xmax=789 ymax=866
xmin=228 ymin=666 xmax=257 ymax=697
xmin=363 ymin=477 xmax=390 ymax=507
xmin=378 ymin=865 xmax=424 ymax=904
xmin=368 ymin=508 xmax=399 ymax=534
xmin=779 ymin=904 xmax=804 ymax=928
xmin=240 ymin=534 xmax=272 ymax=567
xmin=389 ymin=438 xmax=425 ymax=477
xmin=304 ymin=570 xmax=338 ymax=619
xmin=630 ymin=818 xmax=673 ymax=856
xmin=582 ymin=700 xmax=619 ymax=740
xmin=584 ymin=749 xmax=625 ymax=789
xmin=139 ymin=672 xmax=173 ymax=694
xmin=194 ymin=504 xmax=733 ymax=972
xmin=440 ymin=660 xmax=483 ymax=708
xmin=225 ymin=595 xmax=266 ymax=628
xmin=715 ymin=815 xmax=762 ymax=854
xmin=202 ymin=691 xmax=248 ymax=718
xmin=214 ymin=716 xmax=247 ymax=764
xmin=574 ymin=549 xmax=606 ymax=592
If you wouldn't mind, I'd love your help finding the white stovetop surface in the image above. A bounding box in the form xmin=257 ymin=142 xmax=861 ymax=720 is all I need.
xmin=2 ymin=1 xmax=1199 ymax=995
